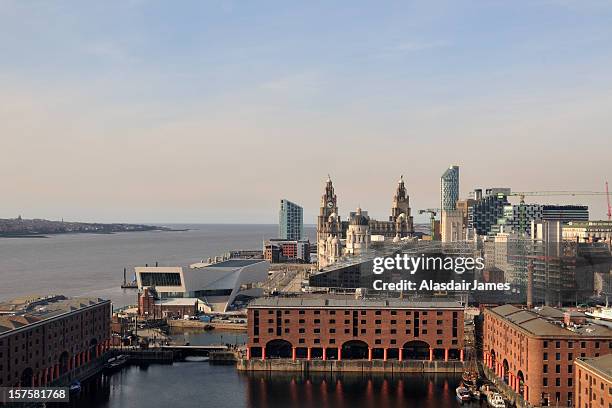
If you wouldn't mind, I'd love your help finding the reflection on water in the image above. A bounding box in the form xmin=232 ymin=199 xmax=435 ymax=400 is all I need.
xmin=49 ymin=362 xmax=481 ymax=408
xmin=245 ymin=371 xmax=484 ymax=408
xmin=169 ymin=328 xmax=247 ymax=346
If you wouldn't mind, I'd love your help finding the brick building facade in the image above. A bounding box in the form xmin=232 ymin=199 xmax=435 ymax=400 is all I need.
xmin=246 ymin=296 xmax=464 ymax=362
xmin=137 ymin=288 xmax=205 ymax=318
xmin=575 ymin=354 xmax=612 ymax=408
xmin=483 ymin=304 xmax=612 ymax=407
xmin=0 ymin=295 xmax=111 ymax=387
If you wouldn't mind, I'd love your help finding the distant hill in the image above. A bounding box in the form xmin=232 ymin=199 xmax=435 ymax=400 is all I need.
xmin=0 ymin=216 xmax=169 ymax=237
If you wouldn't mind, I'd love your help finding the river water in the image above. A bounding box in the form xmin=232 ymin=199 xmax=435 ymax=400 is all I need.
xmin=3 ymin=225 xmax=471 ymax=407
xmin=0 ymin=224 xmax=314 ymax=307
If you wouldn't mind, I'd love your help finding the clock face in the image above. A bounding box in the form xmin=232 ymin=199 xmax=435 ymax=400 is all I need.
xmin=327 ymin=201 xmax=334 ymax=208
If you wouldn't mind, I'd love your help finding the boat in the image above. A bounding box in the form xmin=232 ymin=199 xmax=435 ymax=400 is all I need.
xmin=456 ymin=385 xmax=471 ymax=403
xmin=103 ymin=354 xmax=129 ymax=374
xmin=69 ymin=380 xmax=81 ymax=394
xmin=461 ymin=353 xmax=481 ymax=400
xmin=462 ymin=369 xmax=478 ymax=388
xmin=486 ymin=392 xmax=506 ymax=408
xmin=469 ymin=387 xmax=482 ymax=400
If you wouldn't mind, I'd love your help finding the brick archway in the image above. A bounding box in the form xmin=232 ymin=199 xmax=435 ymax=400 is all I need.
xmin=402 ymin=340 xmax=430 ymax=360
xmin=341 ymin=340 xmax=369 ymax=360
xmin=265 ymin=339 xmax=293 ymax=359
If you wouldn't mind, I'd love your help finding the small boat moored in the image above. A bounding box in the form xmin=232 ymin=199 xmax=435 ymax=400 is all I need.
xmin=69 ymin=380 xmax=81 ymax=394
xmin=486 ymin=392 xmax=506 ymax=408
xmin=103 ymin=354 xmax=129 ymax=374
xmin=456 ymin=385 xmax=471 ymax=403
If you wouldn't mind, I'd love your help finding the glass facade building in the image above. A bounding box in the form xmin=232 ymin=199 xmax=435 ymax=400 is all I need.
xmin=440 ymin=165 xmax=460 ymax=211
xmin=279 ymin=199 xmax=304 ymax=240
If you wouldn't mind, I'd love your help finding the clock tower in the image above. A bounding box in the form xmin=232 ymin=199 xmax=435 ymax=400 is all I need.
xmin=317 ymin=175 xmax=342 ymax=267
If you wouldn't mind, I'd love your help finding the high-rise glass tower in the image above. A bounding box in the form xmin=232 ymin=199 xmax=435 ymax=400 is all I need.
xmin=279 ymin=199 xmax=304 ymax=240
xmin=440 ymin=165 xmax=460 ymax=211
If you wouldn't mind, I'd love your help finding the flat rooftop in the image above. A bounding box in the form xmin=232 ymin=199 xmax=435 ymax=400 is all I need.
xmin=489 ymin=304 xmax=612 ymax=338
xmin=156 ymin=298 xmax=202 ymax=306
xmin=205 ymin=259 xmax=265 ymax=268
xmin=249 ymin=295 xmax=464 ymax=310
xmin=0 ymin=295 xmax=109 ymax=335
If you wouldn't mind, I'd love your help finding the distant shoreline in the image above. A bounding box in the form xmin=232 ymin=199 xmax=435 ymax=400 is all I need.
xmin=0 ymin=218 xmax=189 ymax=238
xmin=0 ymin=229 xmax=190 ymax=238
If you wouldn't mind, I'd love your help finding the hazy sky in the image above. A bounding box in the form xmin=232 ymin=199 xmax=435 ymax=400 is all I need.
xmin=1 ymin=1 xmax=611 ymax=224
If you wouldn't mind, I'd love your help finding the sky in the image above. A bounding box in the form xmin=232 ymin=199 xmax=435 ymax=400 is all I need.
xmin=1 ymin=0 xmax=611 ymax=224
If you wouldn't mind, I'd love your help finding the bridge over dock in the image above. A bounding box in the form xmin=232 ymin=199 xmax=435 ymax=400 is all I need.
xmin=159 ymin=344 xmax=229 ymax=358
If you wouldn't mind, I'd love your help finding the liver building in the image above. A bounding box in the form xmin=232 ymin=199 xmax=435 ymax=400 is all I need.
xmin=317 ymin=175 xmax=414 ymax=267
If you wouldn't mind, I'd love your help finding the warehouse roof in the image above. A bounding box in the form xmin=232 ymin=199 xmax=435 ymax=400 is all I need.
xmin=488 ymin=305 xmax=612 ymax=338
xmin=249 ymin=295 xmax=464 ymax=310
xmin=0 ymin=295 xmax=108 ymax=335
xmin=576 ymin=354 xmax=612 ymax=380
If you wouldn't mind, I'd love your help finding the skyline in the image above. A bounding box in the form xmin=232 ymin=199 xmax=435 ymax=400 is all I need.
xmin=1 ymin=1 xmax=611 ymax=224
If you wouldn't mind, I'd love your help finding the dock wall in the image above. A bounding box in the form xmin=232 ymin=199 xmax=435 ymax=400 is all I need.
xmin=237 ymin=359 xmax=464 ymax=373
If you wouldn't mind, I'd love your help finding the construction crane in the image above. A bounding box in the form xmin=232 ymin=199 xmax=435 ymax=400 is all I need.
xmin=507 ymin=190 xmax=610 ymax=235
xmin=606 ymin=181 xmax=611 ymax=221
xmin=419 ymin=208 xmax=439 ymax=240
xmin=509 ymin=191 xmax=610 ymax=204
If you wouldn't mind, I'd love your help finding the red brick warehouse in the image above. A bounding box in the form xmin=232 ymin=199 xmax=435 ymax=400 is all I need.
xmin=246 ymin=295 xmax=464 ymax=362
xmin=0 ymin=295 xmax=111 ymax=387
xmin=483 ymin=305 xmax=612 ymax=407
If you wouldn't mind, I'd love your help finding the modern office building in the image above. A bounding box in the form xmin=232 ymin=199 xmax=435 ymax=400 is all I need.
xmin=543 ymin=205 xmax=589 ymax=223
xmin=468 ymin=188 xmax=511 ymax=236
xmin=0 ymin=295 xmax=111 ymax=387
xmin=575 ymin=354 xmax=612 ymax=408
xmin=456 ymin=198 xmax=475 ymax=230
xmin=491 ymin=204 xmax=543 ymax=236
xmin=483 ymin=304 xmax=612 ymax=408
xmin=529 ymin=220 xmax=578 ymax=306
xmin=492 ymin=205 xmax=590 ymax=236
xmin=564 ymin=221 xmax=612 ymax=243
xmin=487 ymin=220 xmax=612 ymax=305
xmin=135 ymin=259 xmax=269 ymax=312
xmin=246 ymin=295 xmax=464 ymax=362
xmin=279 ymin=199 xmax=304 ymax=240
xmin=440 ymin=165 xmax=460 ymax=211
xmin=264 ymin=239 xmax=310 ymax=263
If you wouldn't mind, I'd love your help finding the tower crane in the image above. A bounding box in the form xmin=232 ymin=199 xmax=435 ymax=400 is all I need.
xmin=506 ymin=190 xmax=610 ymax=235
xmin=606 ymin=181 xmax=611 ymax=221
xmin=509 ymin=191 xmax=610 ymax=204
xmin=418 ymin=208 xmax=439 ymax=240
